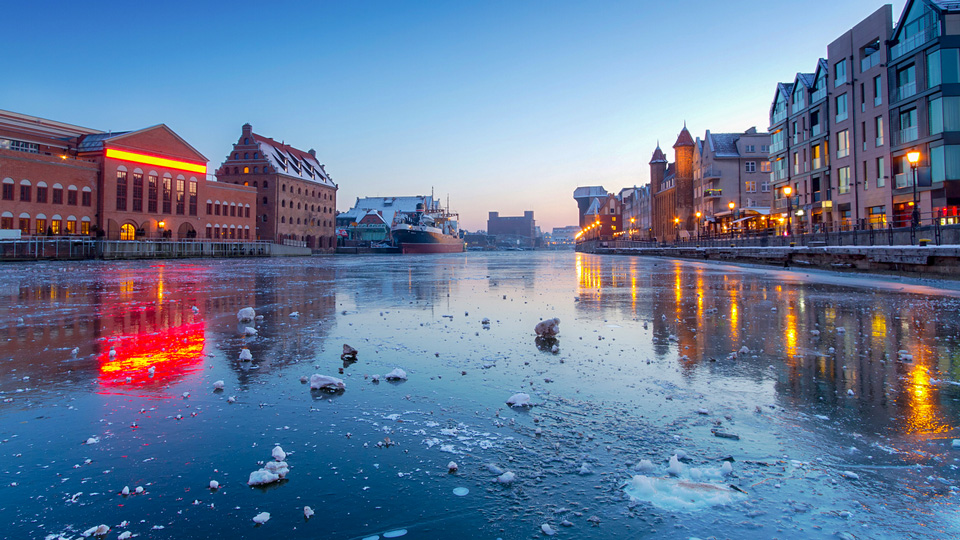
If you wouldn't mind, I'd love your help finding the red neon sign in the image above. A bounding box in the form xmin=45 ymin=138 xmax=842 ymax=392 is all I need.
xmin=98 ymin=321 xmax=206 ymax=391
xmin=105 ymin=148 xmax=207 ymax=174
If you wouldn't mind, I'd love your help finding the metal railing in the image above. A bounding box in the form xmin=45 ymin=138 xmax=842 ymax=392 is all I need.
xmin=0 ymin=239 xmax=283 ymax=261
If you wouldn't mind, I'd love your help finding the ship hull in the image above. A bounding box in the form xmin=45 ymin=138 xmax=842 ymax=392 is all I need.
xmin=392 ymin=228 xmax=465 ymax=254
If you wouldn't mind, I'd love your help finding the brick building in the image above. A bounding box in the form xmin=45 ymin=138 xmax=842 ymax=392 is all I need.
xmin=650 ymin=126 xmax=696 ymax=242
xmin=1 ymin=109 xmax=256 ymax=240
xmin=216 ymin=124 xmax=338 ymax=250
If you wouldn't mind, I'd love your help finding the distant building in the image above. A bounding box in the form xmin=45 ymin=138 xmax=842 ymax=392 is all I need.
xmin=581 ymin=193 xmax=621 ymax=241
xmin=216 ymin=123 xmax=337 ymax=250
xmin=487 ymin=211 xmax=536 ymax=240
xmin=344 ymin=210 xmax=390 ymax=244
xmin=694 ymin=127 xmax=772 ymax=234
xmin=549 ymin=225 xmax=580 ymax=246
xmin=573 ymin=186 xmax=609 ymax=227
xmin=0 ymin=108 xmax=256 ymax=241
xmin=337 ymin=195 xmax=439 ymax=230
xmin=618 ymin=185 xmax=651 ymax=240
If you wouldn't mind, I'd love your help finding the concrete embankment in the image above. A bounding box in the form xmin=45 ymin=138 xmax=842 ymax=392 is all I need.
xmin=581 ymin=244 xmax=960 ymax=279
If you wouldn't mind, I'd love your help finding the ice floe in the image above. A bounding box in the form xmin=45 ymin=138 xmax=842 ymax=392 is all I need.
xmin=506 ymin=392 xmax=531 ymax=408
xmin=310 ymin=374 xmax=345 ymax=391
xmin=385 ymin=368 xmax=407 ymax=381
xmin=237 ymin=307 xmax=256 ymax=322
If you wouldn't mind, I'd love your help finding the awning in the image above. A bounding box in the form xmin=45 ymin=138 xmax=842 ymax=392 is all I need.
xmin=731 ymin=216 xmax=757 ymax=224
xmin=742 ymin=207 xmax=770 ymax=215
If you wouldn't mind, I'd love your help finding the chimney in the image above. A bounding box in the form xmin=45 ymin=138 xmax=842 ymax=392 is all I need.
xmin=308 ymin=149 xmax=316 ymax=157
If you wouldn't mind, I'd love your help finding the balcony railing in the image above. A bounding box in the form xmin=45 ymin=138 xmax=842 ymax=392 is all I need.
xmin=703 ymin=189 xmax=722 ymax=199
xmin=893 ymin=82 xmax=917 ymax=102
xmin=861 ymin=53 xmax=882 ymax=72
xmin=701 ymin=168 xmax=723 ymax=179
xmin=890 ymin=22 xmax=939 ymax=60
xmin=895 ymin=126 xmax=919 ymax=145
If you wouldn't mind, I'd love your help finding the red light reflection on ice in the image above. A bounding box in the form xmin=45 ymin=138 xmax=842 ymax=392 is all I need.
xmin=98 ymin=321 xmax=206 ymax=392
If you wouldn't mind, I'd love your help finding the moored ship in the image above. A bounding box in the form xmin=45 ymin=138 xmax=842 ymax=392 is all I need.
xmin=391 ymin=203 xmax=465 ymax=254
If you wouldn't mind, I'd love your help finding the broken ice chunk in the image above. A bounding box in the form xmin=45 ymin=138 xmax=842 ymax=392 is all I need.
xmin=120 ymin=486 xmax=130 ymax=496
xmin=264 ymin=460 xmax=289 ymax=478
xmin=252 ymin=511 xmax=270 ymax=524
xmin=272 ymin=446 xmax=286 ymax=461
xmin=243 ymin=326 xmax=257 ymax=336
xmin=341 ymin=344 xmax=358 ymax=360
xmin=304 ymin=506 xmax=314 ymax=519
xmin=447 ymin=461 xmax=458 ymax=473
xmin=535 ymin=318 xmax=560 ymax=337
xmin=667 ymin=455 xmax=683 ymax=476
xmin=213 ymin=380 xmax=225 ymax=391
xmin=578 ymin=463 xmax=594 ymax=475
xmin=248 ymin=469 xmax=280 ymax=486
xmin=506 ymin=393 xmax=532 ymax=408
xmin=495 ymin=471 xmax=516 ymax=484
xmin=841 ymin=471 xmax=860 ymax=480
xmin=238 ymin=307 xmax=256 ymax=322
xmin=385 ymin=368 xmax=407 ymax=381
xmin=541 ymin=523 xmax=557 ymax=536
xmin=289 ymin=311 xmax=300 ymax=318
xmin=82 ymin=524 xmax=110 ymax=537
xmin=635 ymin=459 xmax=656 ymax=473
xmin=209 ymin=480 xmax=219 ymax=490
xmin=309 ymin=374 xmax=345 ymax=391
xmin=239 ymin=348 xmax=253 ymax=361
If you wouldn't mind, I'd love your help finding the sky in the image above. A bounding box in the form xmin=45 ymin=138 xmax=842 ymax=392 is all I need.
xmin=3 ymin=0 xmax=906 ymax=231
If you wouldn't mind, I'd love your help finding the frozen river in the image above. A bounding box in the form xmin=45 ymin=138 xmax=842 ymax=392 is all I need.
xmin=1 ymin=252 xmax=958 ymax=539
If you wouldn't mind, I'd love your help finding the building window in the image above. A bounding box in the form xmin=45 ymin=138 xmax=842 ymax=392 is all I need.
xmin=162 ymin=176 xmax=172 ymax=214
xmin=874 ymin=75 xmax=882 ymax=106
xmin=19 ymin=217 xmax=30 ymax=235
xmin=745 ymin=181 xmax=757 ymax=193
xmin=281 ymin=200 xmax=286 ymax=208
xmin=899 ymin=108 xmax=918 ymax=143
xmin=930 ymin=96 xmax=960 ymax=135
xmin=36 ymin=218 xmax=46 ymax=236
xmin=231 ymin=205 xmax=236 ymax=217
xmin=20 ymin=183 xmax=31 ymax=202
xmin=928 ymin=49 xmax=960 ymax=87
xmin=234 ymin=153 xmax=239 ymax=159
xmin=245 ymin=206 xmax=250 ymax=218
xmin=0 ymin=216 xmax=11 ymax=229
xmin=132 ymin=173 xmax=143 ymax=211
xmin=67 ymin=188 xmax=77 ymax=205
xmin=263 ymin=181 xmax=268 ymax=188
xmin=877 ymin=156 xmax=886 ymax=188
xmin=243 ymin=167 xmax=250 ymax=174
xmin=834 ymin=59 xmax=847 ymax=87
xmin=896 ymin=64 xmax=916 ymax=100
xmin=875 ymin=116 xmax=884 ymax=146
xmin=253 ymin=167 xmax=259 ymax=173
xmin=65 ymin=219 xmax=76 ymax=234
xmin=760 ymin=161 xmax=771 ymax=173
xmin=745 ymin=161 xmax=756 ymax=173
xmin=176 ymin=178 xmax=185 ymax=215
xmin=931 ymin=145 xmax=960 ymax=183
xmin=835 ymin=94 xmax=848 ymax=122
xmin=837 ymin=130 xmax=849 ymax=159
xmin=244 ymin=152 xmax=249 ymax=159
xmin=37 ymin=185 xmax=48 ymax=203
xmin=207 ymin=201 xmax=213 ymax=215
xmin=52 ymin=186 xmax=63 ymax=204
xmin=115 ymin=171 xmax=127 ymax=210
xmin=120 ymin=223 xmax=135 ymax=241
xmin=262 ymin=196 xmax=268 ymax=204
xmin=80 ymin=220 xmax=89 ymax=235
xmin=148 ymin=175 xmax=158 ymax=212
xmin=761 ymin=181 xmax=770 ymax=193
xmin=745 ymin=145 xmax=755 ymax=152
xmin=2 ymin=181 xmax=12 ymax=201
xmin=189 ymin=180 xmax=198 ymax=216
xmin=82 ymin=190 xmax=91 ymax=207
xmin=838 ymin=166 xmax=851 ymax=194
xmin=215 ymin=203 xmax=221 ymax=216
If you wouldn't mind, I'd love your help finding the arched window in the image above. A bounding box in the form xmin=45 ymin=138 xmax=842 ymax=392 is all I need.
xmin=254 ymin=152 xmax=258 ymax=159
xmin=282 ymin=184 xmax=286 ymax=192
xmin=263 ymin=181 xmax=268 ymax=188
xmin=244 ymin=152 xmax=249 ymax=159
xmin=233 ymin=167 xmax=238 ymax=174
xmin=243 ymin=167 xmax=249 ymax=174
xmin=243 ymin=138 xmax=248 ymax=145
xmin=234 ymin=153 xmax=239 ymax=159
xmin=253 ymin=181 xmax=258 ymax=187
xmin=262 ymin=196 xmax=268 ymax=204
xmin=253 ymin=167 xmax=259 ymax=173
xmin=120 ymin=223 xmax=135 ymax=241
xmin=281 ymin=200 xmax=285 ymax=208
xmin=281 ymin=216 xmax=286 ymax=223
xmin=262 ymin=214 xmax=267 ymax=222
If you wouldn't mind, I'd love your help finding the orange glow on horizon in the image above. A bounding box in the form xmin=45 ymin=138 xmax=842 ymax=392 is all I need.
xmin=105 ymin=148 xmax=207 ymax=174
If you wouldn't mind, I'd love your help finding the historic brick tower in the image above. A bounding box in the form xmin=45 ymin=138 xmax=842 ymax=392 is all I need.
xmin=673 ymin=126 xmax=696 ymax=232
xmin=649 ymin=144 xmax=667 ymax=193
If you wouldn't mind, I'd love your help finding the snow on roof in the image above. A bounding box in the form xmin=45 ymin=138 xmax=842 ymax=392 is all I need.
xmin=707 ymin=132 xmax=741 ymax=158
xmin=584 ymin=197 xmax=602 ymax=216
xmin=339 ymin=196 xmax=438 ymax=227
xmin=252 ymin=133 xmax=335 ymax=188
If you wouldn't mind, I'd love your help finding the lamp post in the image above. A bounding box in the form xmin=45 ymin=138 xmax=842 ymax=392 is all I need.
xmin=727 ymin=201 xmax=735 ymax=239
xmin=630 ymin=217 xmax=636 ymax=241
xmin=673 ymin=217 xmax=680 ymax=243
xmin=782 ymin=186 xmax=793 ymax=236
xmin=695 ymin=211 xmax=701 ymax=242
xmin=907 ymin=150 xmax=921 ymax=243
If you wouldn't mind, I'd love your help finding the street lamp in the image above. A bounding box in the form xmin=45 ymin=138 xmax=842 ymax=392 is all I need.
xmin=674 ymin=217 xmax=680 ymax=243
xmin=727 ymin=201 xmax=735 ymax=238
xmin=695 ymin=211 xmax=701 ymax=241
xmin=782 ymin=186 xmax=793 ymax=236
xmin=907 ymin=150 xmax=921 ymax=242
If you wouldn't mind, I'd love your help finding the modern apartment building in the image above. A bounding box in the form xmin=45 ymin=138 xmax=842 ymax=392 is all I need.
xmin=828 ymin=5 xmax=894 ymax=230
xmin=769 ymin=2 xmax=960 ymax=233
xmin=887 ymin=0 xmax=960 ymax=226
xmin=693 ymin=127 xmax=772 ymax=233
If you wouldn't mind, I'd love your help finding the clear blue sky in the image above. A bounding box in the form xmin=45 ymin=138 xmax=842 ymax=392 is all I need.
xmin=4 ymin=0 xmax=904 ymax=231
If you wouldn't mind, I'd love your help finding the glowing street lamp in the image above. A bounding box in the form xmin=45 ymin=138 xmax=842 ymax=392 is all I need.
xmin=782 ymin=186 xmax=793 ymax=236
xmin=907 ymin=150 xmax=921 ymax=241
xmin=695 ymin=211 xmax=702 ymax=241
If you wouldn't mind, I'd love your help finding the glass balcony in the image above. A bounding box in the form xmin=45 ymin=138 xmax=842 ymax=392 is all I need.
xmin=890 ymin=22 xmax=939 ymax=60
xmin=703 ymin=189 xmax=722 ymax=199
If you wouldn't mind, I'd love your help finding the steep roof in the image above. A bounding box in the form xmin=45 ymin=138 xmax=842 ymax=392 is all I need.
xmin=707 ymin=132 xmax=741 ymax=158
xmin=673 ymin=126 xmax=695 ymax=148
xmin=649 ymin=145 xmax=667 ymax=163
xmin=796 ymin=72 xmax=816 ymax=89
xmin=584 ymin=197 xmax=602 ymax=216
xmin=357 ymin=210 xmax=387 ymax=226
xmin=252 ymin=133 xmax=335 ymax=188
